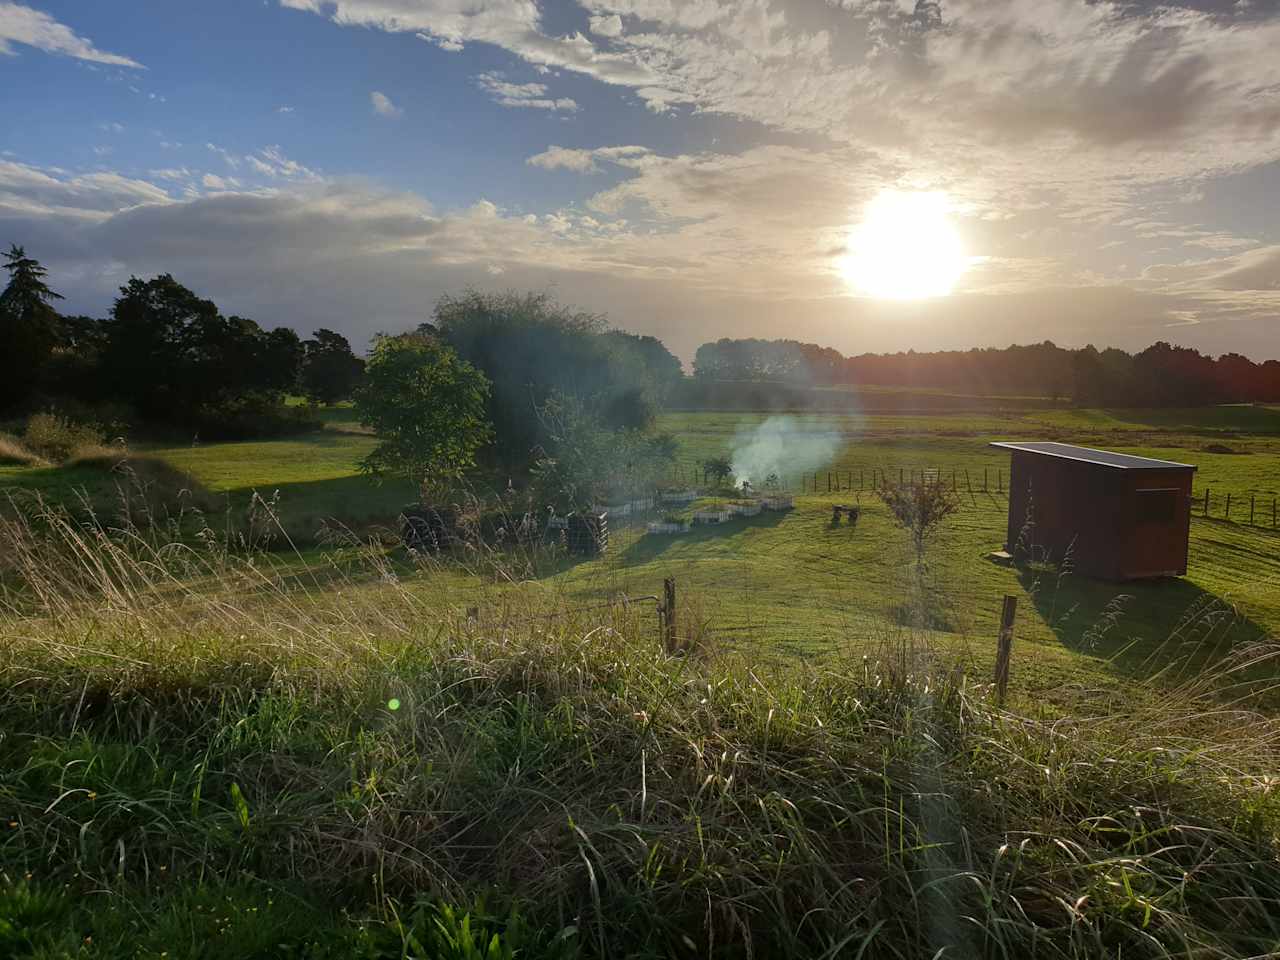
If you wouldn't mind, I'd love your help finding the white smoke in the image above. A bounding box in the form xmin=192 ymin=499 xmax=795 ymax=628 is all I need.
xmin=729 ymin=416 xmax=843 ymax=486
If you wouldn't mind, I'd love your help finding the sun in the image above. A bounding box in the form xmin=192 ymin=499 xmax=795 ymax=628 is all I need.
xmin=841 ymin=189 xmax=968 ymax=299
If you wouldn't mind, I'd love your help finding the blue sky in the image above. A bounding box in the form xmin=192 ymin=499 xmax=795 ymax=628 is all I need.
xmin=3 ymin=0 xmax=1279 ymax=361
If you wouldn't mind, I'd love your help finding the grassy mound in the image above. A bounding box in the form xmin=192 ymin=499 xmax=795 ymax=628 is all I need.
xmin=0 ymin=433 xmax=49 ymax=468
xmin=3 ymin=514 xmax=1280 ymax=958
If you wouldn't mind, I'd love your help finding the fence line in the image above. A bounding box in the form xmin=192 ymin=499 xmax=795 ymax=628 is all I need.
xmin=668 ymin=459 xmax=1276 ymax=530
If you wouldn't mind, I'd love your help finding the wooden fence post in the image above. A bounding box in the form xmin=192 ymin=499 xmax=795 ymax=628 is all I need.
xmin=1250 ymin=494 xmax=1255 ymax=526
xmin=1204 ymin=488 xmax=1210 ymax=517
xmin=1226 ymin=492 xmax=1232 ymax=521
xmin=994 ymin=595 xmax=1017 ymax=706
xmin=661 ymin=577 xmax=677 ymax=652
xmin=966 ymin=469 xmax=972 ymax=494
xmin=900 ymin=467 xmax=905 ymax=486
xmin=983 ymin=467 xmax=989 ymax=492
xmin=860 ymin=469 xmax=864 ymax=490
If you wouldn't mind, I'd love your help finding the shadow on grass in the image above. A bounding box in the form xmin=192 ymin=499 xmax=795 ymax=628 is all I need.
xmin=215 ymin=474 xmax=415 ymax=541
xmin=618 ymin=510 xmax=787 ymax=565
xmin=1016 ymin=562 xmax=1272 ymax=683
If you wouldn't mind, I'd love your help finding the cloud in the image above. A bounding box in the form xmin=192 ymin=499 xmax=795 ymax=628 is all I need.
xmin=0 ymin=159 xmax=170 ymax=223
xmin=277 ymin=105 xmax=296 ymax=114
xmin=526 ymin=144 xmax=649 ymax=173
xmin=149 ymin=168 xmax=192 ymax=182
xmin=589 ymin=13 xmax=623 ymax=37
xmin=206 ymin=143 xmax=241 ymax=169
xmin=201 ymin=173 xmax=241 ymax=191
xmin=244 ymin=145 xmax=320 ymax=181
xmin=0 ymin=2 xmax=143 ymax=67
xmin=416 ymin=30 xmax=463 ymax=52
xmin=475 ymin=72 xmax=578 ymax=111
xmin=370 ymin=90 xmax=402 ymax=117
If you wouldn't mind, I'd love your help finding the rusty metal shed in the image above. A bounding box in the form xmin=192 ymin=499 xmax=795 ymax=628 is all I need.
xmin=990 ymin=441 xmax=1197 ymax=581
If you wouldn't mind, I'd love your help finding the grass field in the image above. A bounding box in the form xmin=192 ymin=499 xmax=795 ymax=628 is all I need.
xmin=5 ymin=403 xmax=1280 ymax=957
xmin=2 ymin=403 xmax=1277 ymax=696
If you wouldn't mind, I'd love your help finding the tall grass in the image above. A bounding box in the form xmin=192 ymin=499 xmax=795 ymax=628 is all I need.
xmin=3 ymin=495 xmax=1280 ymax=958
xmin=0 ymin=432 xmax=49 ymax=468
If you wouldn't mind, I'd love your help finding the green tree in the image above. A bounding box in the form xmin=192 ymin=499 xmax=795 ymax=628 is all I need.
xmin=354 ymin=334 xmax=492 ymax=500
xmin=301 ymin=328 xmax=365 ymax=404
xmin=100 ymin=275 xmax=304 ymax=422
xmin=702 ymin=455 xmax=733 ymax=487
xmin=434 ymin=291 xmax=669 ymax=471
xmin=0 ymin=245 xmax=63 ymax=408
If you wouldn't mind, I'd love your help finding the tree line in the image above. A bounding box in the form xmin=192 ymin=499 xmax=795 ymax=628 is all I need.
xmin=1 ymin=246 xmax=365 ymax=438
xmin=2 ymin=245 xmax=685 ymax=508
xmin=693 ymin=337 xmax=1280 ymax=405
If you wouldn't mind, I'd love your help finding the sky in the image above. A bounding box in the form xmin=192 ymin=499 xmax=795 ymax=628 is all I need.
xmin=2 ymin=0 xmax=1279 ymax=363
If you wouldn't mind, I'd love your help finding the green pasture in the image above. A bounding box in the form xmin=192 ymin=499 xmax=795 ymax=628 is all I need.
xmin=2 ymin=404 xmax=1277 ymax=699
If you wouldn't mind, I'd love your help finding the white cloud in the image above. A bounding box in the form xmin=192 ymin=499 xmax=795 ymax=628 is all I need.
xmin=201 ymin=173 xmax=241 ymax=191
xmin=206 ymin=143 xmax=241 ymax=170
xmin=416 ymin=30 xmax=463 ymax=52
xmin=589 ymin=13 xmax=623 ymax=37
xmin=475 ymin=72 xmax=577 ymax=111
xmin=277 ymin=105 xmax=295 ymax=114
xmin=244 ymin=145 xmax=320 ymax=182
xmin=370 ymin=90 xmax=402 ymax=117
xmin=0 ymin=159 xmax=169 ymax=222
xmin=527 ymin=144 xmax=650 ymax=173
xmin=149 ymin=167 xmax=192 ymax=182
xmin=0 ymin=1 xmax=143 ymax=67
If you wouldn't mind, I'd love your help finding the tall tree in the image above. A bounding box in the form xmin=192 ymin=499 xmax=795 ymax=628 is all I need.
xmin=301 ymin=329 xmax=365 ymax=404
xmin=0 ymin=245 xmax=63 ymax=408
xmin=434 ymin=290 xmax=662 ymax=470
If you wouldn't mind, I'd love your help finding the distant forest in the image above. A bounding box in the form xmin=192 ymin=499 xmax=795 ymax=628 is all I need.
xmin=692 ymin=338 xmax=1280 ymax=405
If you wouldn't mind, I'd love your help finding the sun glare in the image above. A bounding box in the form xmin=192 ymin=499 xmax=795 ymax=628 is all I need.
xmin=841 ymin=189 xmax=968 ymax=299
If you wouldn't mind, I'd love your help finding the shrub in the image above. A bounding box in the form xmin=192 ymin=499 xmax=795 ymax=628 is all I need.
xmin=190 ymin=393 xmax=322 ymax=441
xmin=22 ymin=412 xmax=103 ymax=461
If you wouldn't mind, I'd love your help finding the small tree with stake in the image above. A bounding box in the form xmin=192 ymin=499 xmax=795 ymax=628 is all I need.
xmin=702 ymin=455 xmax=733 ymax=488
xmin=878 ymin=479 xmax=959 ymax=569
xmin=354 ymin=334 xmax=492 ymax=502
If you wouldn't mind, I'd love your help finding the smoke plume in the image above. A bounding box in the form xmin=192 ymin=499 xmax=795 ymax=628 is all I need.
xmin=729 ymin=416 xmax=843 ymax=486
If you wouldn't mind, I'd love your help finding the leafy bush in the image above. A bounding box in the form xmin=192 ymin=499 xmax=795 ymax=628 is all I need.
xmin=530 ymin=395 xmax=675 ymax=511
xmin=354 ymin=334 xmax=493 ymax=501
xmin=21 ymin=412 xmax=103 ymax=461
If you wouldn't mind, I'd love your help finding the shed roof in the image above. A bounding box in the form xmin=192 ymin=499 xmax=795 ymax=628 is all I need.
xmin=989 ymin=441 xmax=1196 ymax=471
